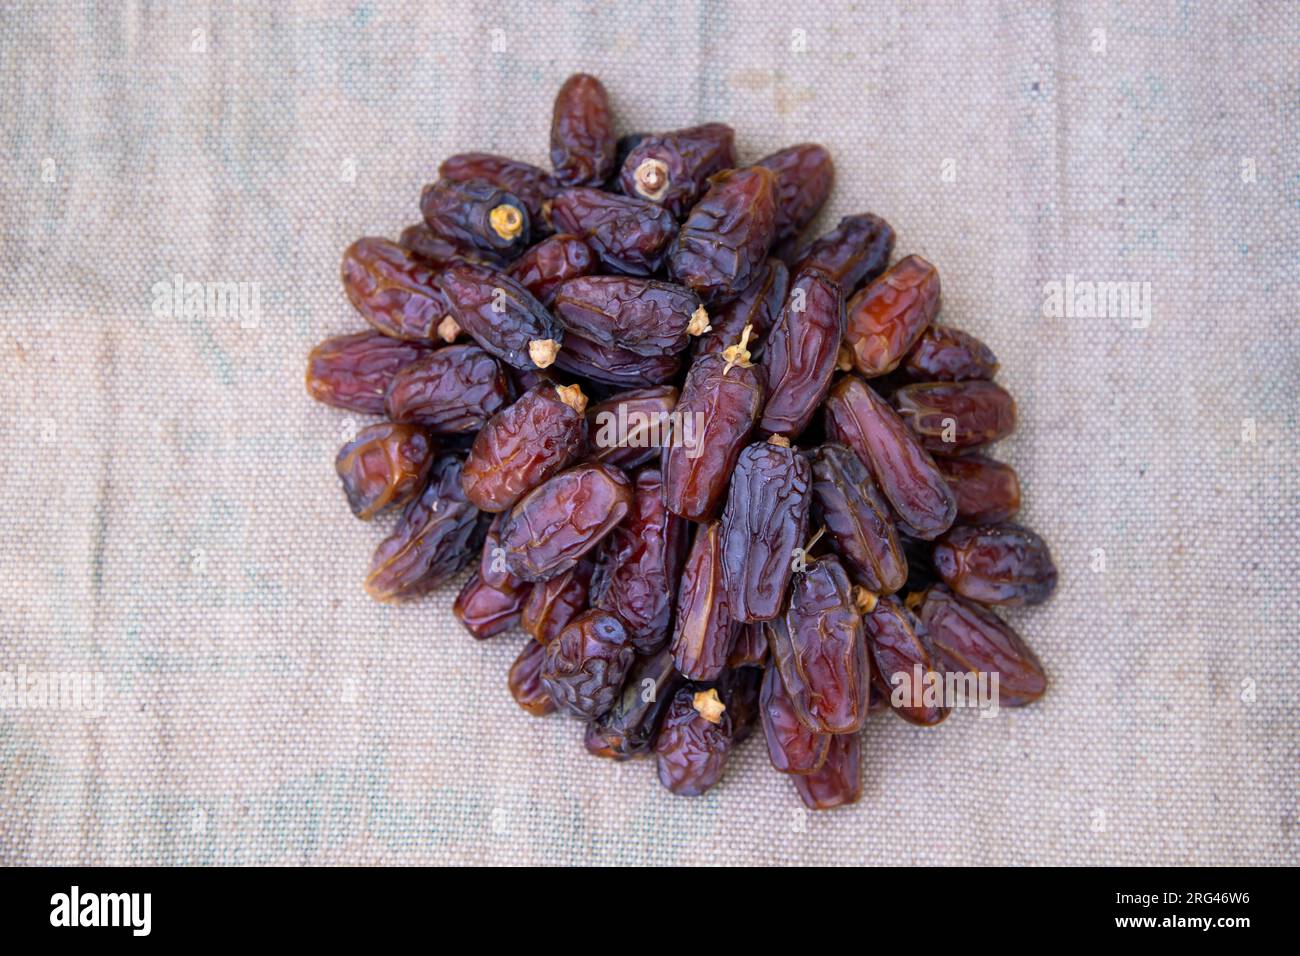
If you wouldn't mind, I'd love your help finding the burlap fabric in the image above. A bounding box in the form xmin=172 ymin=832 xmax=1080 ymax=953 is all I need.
xmin=1 ymin=1 xmax=1296 ymax=866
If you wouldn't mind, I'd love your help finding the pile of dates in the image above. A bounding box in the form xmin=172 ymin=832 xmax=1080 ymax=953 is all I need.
xmin=307 ymin=74 xmax=1057 ymax=810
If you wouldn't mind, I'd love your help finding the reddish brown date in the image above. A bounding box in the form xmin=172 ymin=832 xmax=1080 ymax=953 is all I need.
xmin=727 ymin=622 xmax=769 ymax=668
xmin=306 ymin=332 xmax=434 ymax=414
xmin=793 ymin=213 xmax=895 ymax=292
xmin=541 ymin=609 xmax=635 ymax=718
xmin=436 ymin=264 xmax=564 ymax=371
xmin=548 ymin=188 xmax=679 ymax=276
xmin=694 ymin=258 xmax=788 ymax=358
xmin=586 ymin=386 xmax=679 ymax=470
xmin=461 ymin=383 xmax=588 ymax=512
xmin=384 ymin=344 xmax=513 ymax=434
xmin=935 ymin=454 xmax=1021 ymax=525
xmin=719 ymin=437 xmax=812 ymax=622
xmin=505 ymin=233 xmax=595 ymax=306
xmin=591 ymin=469 xmax=689 ymax=653
xmin=521 ymin=558 xmax=594 ymax=644
xmin=398 ymin=223 xmax=509 ymax=271
xmin=844 ymin=255 xmax=940 ymax=377
xmin=508 ymin=639 xmax=556 ymax=716
xmin=420 ymin=178 xmax=531 ymax=257
xmin=759 ymin=268 xmax=845 ymax=437
xmin=335 ymin=422 xmax=433 ymax=520
xmin=550 ymin=73 xmax=616 ymax=188
xmin=809 ymin=443 xmax=907 ymax=594
xmin=670 ymin=521 xmax=737 ymax=681
xmin=620 ymin=123 xmax=736 ymax=218
xmin=499 ymin=462 xmax=633 ymax=581
xmin=553 ymin=330 xmax=683 ymax=387
xmin=438 ymin=152 xmax=558 ymax=229
xmin=454 ymin=569 xmax=530 ymax=639
xmin=824 ymin=376 xmax=956 ymax=539
xmin=552 ymin=275 xmax=705 ymax=356
xmin=903 ymin=324 xmax=999 ymax=381
xmin=584 ymin=646 xmax=684 ymax=759
xmin=932 ymin=523 xmax=1057 ymax=606
xmin=890 ymin=381 xmax=1017 ymax=454
xmin=863 ymin=595 xmax=949 ymax=726
xmin=655 ymin=688 xmax=734 ymax=796
xmin=760 ymin=663 xmax=830 ymax=775
xmin=341 ymin=237 xmax=454 ymax=342
xmin=918 ymin=585 xmax=1047 ymax=706
xmin=792 ymin=730 xmax=861 ymax=810
xmin=364 ymin=456 xmax=488 ymax=603
xmin=755 ymin=143 xmax=834 ymax=245
xmin=768 ymin=556 xmax=870 ymax=734
xmin=669 ymin=165 xmax=778 ymax=303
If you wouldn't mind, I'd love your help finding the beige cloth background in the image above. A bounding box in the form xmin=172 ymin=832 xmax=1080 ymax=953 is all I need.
xmin=1 ymin=0 xmax=1296 ymax=866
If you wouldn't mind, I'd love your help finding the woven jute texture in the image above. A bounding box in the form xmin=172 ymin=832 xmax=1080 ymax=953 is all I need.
xmin=1 ymin=1 xmax=1296 ymax=866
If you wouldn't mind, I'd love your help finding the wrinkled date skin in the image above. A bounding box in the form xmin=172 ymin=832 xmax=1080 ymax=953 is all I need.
xmin=670 ymin=521 xmax=737 ymax=681
xmin=521 ymin=558 xmax=594 ymax=644
xmin=844 ymin=255 xmax=941 ymax=378
xmin=719 ymin=438 xmax=812 ymax=622
xmin=695 ymin=258 xmax=788 ymax=358
xmin=420 ymin=178 xmax=531 ymax=257
xmin=454 ymin=569 xmax=530 ymax=640
xmin=553 ymin=330 xmax=683 ymax=388
xmin=552 ymin=275 xmax=704 ymax=356
xmin=499 ymin=462 xmax=633 ymax=581
xmin=760 ymin=268 xmax=845 ymax=437
xmin=756 ymin=143 xmax=834 ymax=245
xmin=506 ymin=233 xmax=595 ymax=306
xmin=760 ymin=662 xmax=830 ymax=775
xmin=620 ymin=123 xmax=737 ymax=218
xmin=365 ymin=456 xmax=488 ymax=603
xmin=919 ymin=585 xmax=1047 ymax=705
xmin=341 ymin=237 xmax=454 ymax=342
xmin=549 ymin=188 xmax=679 ymax=276
xmin=669 ymin=165 xmax=778 ymax=303
xmin=541 ymin=609 xmax=635 ymax=718
xmin=727 ymin=622 xmax=769 ymax=668
xmin=663 ymin=350 xmax=766 ymax=522
xmin=793 ymin=730 xmax=861 ymax=810
xmin=508 ymin=639 xmax=556 ymax=716
xmin=306 ymin=331 xmax=434 ymax=415
xmin=654 ymin=688 xmax=734 ymax=796
xmin=437 ymin=264 xmax=564 ymax=371
xmin=550 ymin=73 xmax=616 ymax=188
xmin=335 ymin=422 xmax=433 ymax=520
xmin=824 ymin=376 xmax=956 ymax=540
xmin=932 ymin=523 xmax=1057 ymax=606
xmin=768 ymin=557 xmax=870 ymax=734
xmin=438 ymin=152 xmax=559 ymax=229
xmin=809 ymin=443 xmax=907 ymax=594
xmin=890 ymin=381 xmax=1017 ymax=454
xmin=793 ymin=213 xmax=896 ymax=293
xmin=586 ymin=385 xmax=678 ymax=470
xmin=585 ymin=646 xmax=684 ymax=759
xmin=384 ymin=344 xmax=513 ymax=434
xmin=461 ymin=384 xmax=588 ymax=512
xmin=591 ymin=469 xmax=689 ymax=653
xmin=936 ymin=454 xmax=1021 ymax=525
xmin=863 ymin=595 xmax=949 ymax=726
xmin=398 ymin=223 xmax=509 ymax=271
xmin=903 ymin=324 xmax=999 ymax=381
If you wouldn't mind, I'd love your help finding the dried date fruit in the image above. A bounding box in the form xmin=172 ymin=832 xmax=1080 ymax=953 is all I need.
xmin=454 ymin=569 xmax=530 ymax=639
xmin=890 ymin=381 xmax=1016 ymax=454
xmin=499 ymin=461 xmax=633 ymax=581
xmin=420 ymin=178 xmax=531 ymax=257
xmin=863 ymin=595 xmax=949 ymax=726
xmin=461 ymin=383 xmax=588 ymax=512
xmin=935 ymin=454 xmax=1021 ymax=525
xmin=932 ymin=523 xmax=1057 ymax=606
xmin=364 ymin=456 xmax=488 ymax=603
xmin=755 ymin=143 xmax=834 ymax=245
xmin=823 ymin=375 xmax=956 ymax=539
xmin=585 ymin=646 xmax=684 ymax=759
xmin=792 ymin=730 xmax=861 ymax=810
xmin=759 ymin=268 xmax=845 ymax=437
xmin=719 ymin=436 xmax=812 ymax=622
xmin=438 ymin=152 xmax=558 ymax=229
xmin=398 ymin=223 xmax=509 ymax=271
xmin=341 ymin=237 xmax=454 ymax=342
xmin=335 ymin=422 xmax=433 ymax=520
xmin=809 ymin=443 xmax=907 ymax=594
xmin=620 ymin=123 xmax=736 ymax=218
xmin=717 ymin=666 xmax=762 ymax=743
xmin=918 ymin=584 xmax=1047 ymax=706
xmin=670 ymin=521 xmax=737 ymax=681
xmin=553 ymin=330 xmax=683 ymax=387
xmin=694 ymin=257 xmax=787 ymax=358
xmin=669 ymin=165 xmax=778 ymax=303
xmin=586 ymin=385 xmax=678 ymax=470
xmin=521 ymin=558 xmax=594 ymax=644
xmin=552 ymin=275 xmax=707 ymax=356
xmin=508 ymin=639 xmax=556 ymax=716
xmin=384 ymin=343 xmax=513 ymax=434
xmin=727 ymin=622 xmax=768 ymax=668
xmin=591 ymin=469 xmax=688 ymax=653
xmin=655 ymin=687 xmax=734 ymax=796
xmin=506 ymin=233 xmax=595 ymax=306
xmin=306 ymin=331 xmax=433 ymax=414
xmin=550 ymin=73 xmax=616 ymax=187
xmin=843 ymin=255 xmax=940 ymax=377
xmin=436 ymin=264 xmax=563 ymax=370
xmin=663 ymin=328 xmax=767 ymax=521
xmin=760 ymin=663 xmax=830 ymax=775
xmin=902 ymin=324 xmax=999 ymax=381
xmin=541 ymin=609 xmax=635 ymax=718
xmin=793 ymin=213 xmax=895 ymax=292
xmin=548 ymin=187 xmax=679 ymax=276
